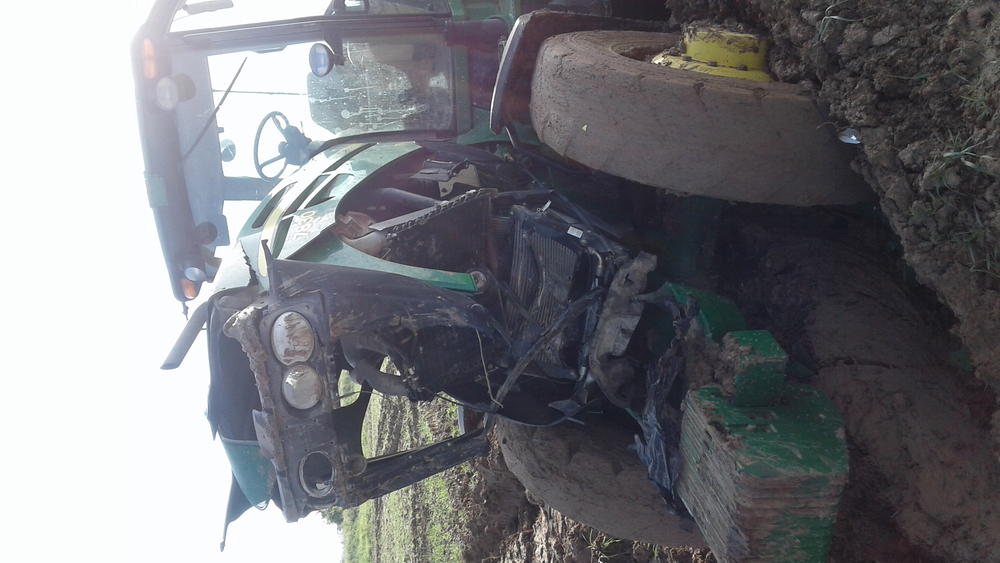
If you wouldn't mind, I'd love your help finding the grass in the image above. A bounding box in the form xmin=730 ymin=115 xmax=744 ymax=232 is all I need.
xmin=336 ymin=373 xmax=480 ymax=563
xmin=941 ymin=141 xmax=997 ymax=177
xmin=817 ymin=0 xmax=863 ymax=39
xmin=960 ymin=94 xmax=994 ymax=121
xmin=955 ymin=204 xmax=1000 ymax=280
xmin=342 ymin=503 xmax=374 ymax=562
xmin=959 ymin=60 xmax=999 ymax=122
xmin=584 ymin=530 xmax=631 ymax=562
xmin=925 ymin=132 xmax=997 ymax=183
xmin=917 ymin=132 xmax=1000 ymax=280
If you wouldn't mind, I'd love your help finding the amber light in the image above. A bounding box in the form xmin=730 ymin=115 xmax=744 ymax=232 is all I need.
xmin=142 ymin=38 xmax=157 ymax=79
xmin=180 ymin=278 xmax=199 ymax=299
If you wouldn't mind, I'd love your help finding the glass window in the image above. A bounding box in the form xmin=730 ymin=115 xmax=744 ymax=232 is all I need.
xmin=172 ymin=0 xmax=450 ymax=32
xmin=206 ymin=34 xmax=453 ymax=180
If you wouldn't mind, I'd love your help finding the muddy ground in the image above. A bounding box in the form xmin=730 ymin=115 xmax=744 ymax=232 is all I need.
xmin=668 ymin=0 xmax=999 ymax=413
xmin=339 ymin=390 xmax=716 ymax=562
xmin=665 ymin=1 xmax=1000 ymax=559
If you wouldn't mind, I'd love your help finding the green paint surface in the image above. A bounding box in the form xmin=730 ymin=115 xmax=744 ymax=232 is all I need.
xmin=661 ymin=283 xmax=747 ymax=341
xmin=689 ymin=385 xmax=848 ymax=479
xmin=655 ymin=197 xmax=724 ymax=283
xmin=237 ymin=142 xmax=478 ymax=293
xmin=761 ymin=513 xmax=839 ymax=563
xmin=221 ymin=438 xmax=273 ymax=506
xmin=725 ymin=330 xmax=788 ymax=407
xmin=681 ymin=385 xmax=848 ymax=562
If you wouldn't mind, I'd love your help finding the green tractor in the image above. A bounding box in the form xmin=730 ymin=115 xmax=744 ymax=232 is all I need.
xmin=134 ymin=2 xmax=897 ymax=560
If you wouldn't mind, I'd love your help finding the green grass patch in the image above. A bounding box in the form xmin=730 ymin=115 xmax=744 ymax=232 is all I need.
xmin=340 ymin=387 xmax=478 ymax=562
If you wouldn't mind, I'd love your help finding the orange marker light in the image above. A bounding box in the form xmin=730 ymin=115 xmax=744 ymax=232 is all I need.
xmin=142 ymin=39 xmax=157 ymax=79
xmin=180 ymin=278 xmax=199 ymax=300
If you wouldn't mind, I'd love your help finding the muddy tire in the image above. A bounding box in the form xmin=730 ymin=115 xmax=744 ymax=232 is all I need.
xmin=499 ymin=209 xmax=999 ymax=559
xmin=529 ymin=31 xmax=871 ymax=206
xmin=719 ymin=212 xmax=1000 ymax=561
xmin=496 ymin=415 xmax=706 ymax=547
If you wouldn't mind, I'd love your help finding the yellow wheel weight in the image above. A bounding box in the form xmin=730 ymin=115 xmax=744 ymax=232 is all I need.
xmin=652 ymin=28 xmax=772 ymax=82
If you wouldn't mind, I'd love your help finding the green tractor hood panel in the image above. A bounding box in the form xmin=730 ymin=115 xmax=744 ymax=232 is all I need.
xmin=228 ymin=141 xmax=478 ymax=294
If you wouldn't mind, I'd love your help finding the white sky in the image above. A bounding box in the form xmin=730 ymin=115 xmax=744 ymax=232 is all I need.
xmin=3 ymin=2 xmax=342 ymax=561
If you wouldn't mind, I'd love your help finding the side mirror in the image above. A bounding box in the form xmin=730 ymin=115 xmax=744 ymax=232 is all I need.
xmin=309 ymin=43 xmax=344 ymax=77
xmin=220 ymin=139 xmax=237 ymax=162
xmin=329 ymin=0 xmax=370 ymax=15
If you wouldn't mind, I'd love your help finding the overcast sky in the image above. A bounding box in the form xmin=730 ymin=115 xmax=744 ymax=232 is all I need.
xmin=3 ymin=2 xmax=341 ymax=561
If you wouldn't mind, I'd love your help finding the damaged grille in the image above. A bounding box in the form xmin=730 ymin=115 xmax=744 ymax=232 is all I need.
xmin=507 ymin=206 xmax=589 ymax=368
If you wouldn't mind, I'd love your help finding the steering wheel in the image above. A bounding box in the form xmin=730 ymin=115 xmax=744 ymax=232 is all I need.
xmin=253 ymin=111 xmax=291 ymax=180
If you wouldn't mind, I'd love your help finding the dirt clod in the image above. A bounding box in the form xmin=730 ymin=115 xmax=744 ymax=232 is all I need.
xmin=671 ymin=0 xmax=1000 ymax=393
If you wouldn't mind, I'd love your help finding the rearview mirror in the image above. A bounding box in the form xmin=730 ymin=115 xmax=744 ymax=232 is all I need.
xmin=220 ymin=139 xmax=236 ymax=162
xmin=309 ymin=43 xmax=339 ymax=77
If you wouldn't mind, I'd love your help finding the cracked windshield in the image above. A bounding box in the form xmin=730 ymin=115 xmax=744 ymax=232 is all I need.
xmin=210 ymin=34 xmax=453 ymax=180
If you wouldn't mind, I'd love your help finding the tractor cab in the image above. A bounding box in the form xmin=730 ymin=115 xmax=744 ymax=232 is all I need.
xmin=133 ymin=0 xmax=487 ymax=304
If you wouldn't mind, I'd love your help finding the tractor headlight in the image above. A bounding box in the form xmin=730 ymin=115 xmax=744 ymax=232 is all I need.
xmin=271 ymin=312 xmax=315 ymax=365
xmin=154 ymin=74 xmax=195 ymax=111
xmin=282 ymin=364 xmax=323 ymax=410
xmin=155 ymin=77 xmax=180 ymax=110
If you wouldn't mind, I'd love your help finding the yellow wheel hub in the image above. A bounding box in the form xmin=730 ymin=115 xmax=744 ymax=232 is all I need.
xmin=652 ymin=27 xmax=772 ymax=82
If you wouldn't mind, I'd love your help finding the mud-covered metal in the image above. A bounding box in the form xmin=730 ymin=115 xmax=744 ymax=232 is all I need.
xmin=490 ymin=10 xmax=669 ymax=133
xmin=217 ymin=173 xmax=636 ymax=518
xmin=588 ymin=252 xmax=657 ymax=408
xmin=223 ymin=253 xmax=504 ymax=518
xmin=678 ymin=385 xmax=847 ymax=562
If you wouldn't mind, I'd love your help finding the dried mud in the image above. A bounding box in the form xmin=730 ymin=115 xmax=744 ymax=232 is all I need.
xmin=715 ymin=206 xmax=1000 ymax=561
xmin=668 ymin=0 xmax=1000 ymax=437
xmin=496 ymin=504 xmax=715 ymax=563
xmin=666 ymin=4 xmax=1000 ymax=556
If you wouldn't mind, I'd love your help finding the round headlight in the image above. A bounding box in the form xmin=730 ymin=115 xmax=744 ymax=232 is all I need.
xmin=155 ymin=77 xmax=180 ymax=110
xmin=300 ymin=451 xmax=335 ymax=498
xmin=154 ymin=74 xmax=195 ymax=111
xmin=282 ymin=364 xmax=323 ymax=410
xmin=271 ymin=312 xmax=315 ymax=365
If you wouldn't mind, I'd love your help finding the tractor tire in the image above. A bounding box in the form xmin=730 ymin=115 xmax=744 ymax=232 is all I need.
xmin=529 ymin=31 xmax=871 ymax=206
xmin=496 ymin=414 xmax=707 ymax=547
xmin=717 ymin=216 xmax=1000 ymax=562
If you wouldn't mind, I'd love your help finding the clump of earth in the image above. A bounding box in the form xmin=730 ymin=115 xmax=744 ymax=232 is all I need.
xmin=668 ymin=0 xmax=999 ymax=392
xmin=668 ymin=3 xmax=1000 ymax=560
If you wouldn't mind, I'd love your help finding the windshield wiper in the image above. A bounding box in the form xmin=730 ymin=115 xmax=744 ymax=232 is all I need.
xmin=310 ymin=129 xmax=452 ymax=157
xmin=181 ymin=56 xmax=247 ymax=162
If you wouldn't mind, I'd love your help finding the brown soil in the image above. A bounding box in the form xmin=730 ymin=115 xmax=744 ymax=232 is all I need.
xmin=667 ymin=0 xmax=1000 ymax=433
xmin=664 ymin=5 xmax=1000 ymax=556
xmin=457 ymin=433 xmax=537 ymax=562
xmin=442 ymin=428 xmax=715 ymax=562
xmin=496 ymin=416 xmax=707 ymax=548
xmin=496 ymin=504 xmax=715 ymax=563
xmin=714 ymin=207 xmax=1000 ymax=561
